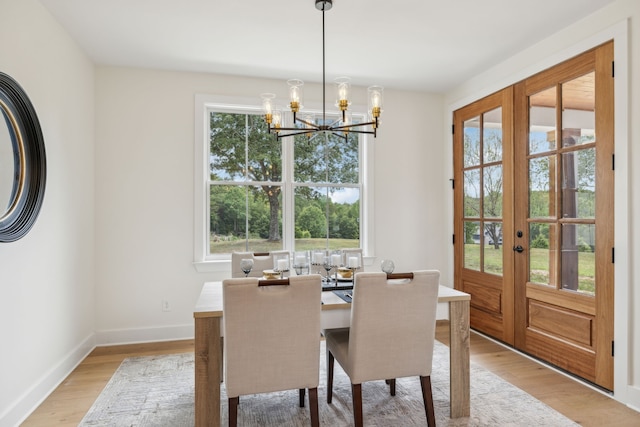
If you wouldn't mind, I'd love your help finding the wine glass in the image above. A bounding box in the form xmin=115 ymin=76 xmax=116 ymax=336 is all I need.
xmin=240 ymin=259 xmax=254 ymax=277
xmin=381 ymin=259 xmax=395 ymax=274
xmin=323 ymin=256 xmax=333 ymax=283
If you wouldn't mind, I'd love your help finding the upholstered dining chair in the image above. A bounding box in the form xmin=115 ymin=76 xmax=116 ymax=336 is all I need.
xmin=231 ymin=250 xmax=290 ymax=278
xmin=222 ymin=274 xmax=323 ymax=427
xmin=323 ymin=270 xmax=440 ymax=427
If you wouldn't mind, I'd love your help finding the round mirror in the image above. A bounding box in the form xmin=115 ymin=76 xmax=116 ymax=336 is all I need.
xmin=0 ymin=72 xmax=46 ymax=242
xmin=0 ymin=106 xmax=19 ymax=216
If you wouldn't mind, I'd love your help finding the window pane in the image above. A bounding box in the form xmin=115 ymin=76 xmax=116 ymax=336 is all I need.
xmin=529 ymin=87 xmax=556 ymax=154
xmin=247 ymin=114 xmax=281 ymax=182
xmin=464 ymin=169 xmax=480 ymax=217
xmin=209 ymin=112 xmax=247 ymax=181
xmin=483 ymin=165 xmax=502 ymax=218
xmin=294 ymin=131 xmax=359 ymax=184
xmin=562 ymin=72 xmax=595 ymax=148
xmin=464 ymin=221 xmax=480 ymax=271
xmin=529 ymin=222 xmax=555 ymax=287
xmin=328 ymin=187 xmax=360 ymax=246
xmin=294 ymin=186 xmax=359 ymax=251
xmin=209 ymin=184 xmax=282 ymax=254
xmin=483 ymin=107 xmax=502 ymax=163
xmin=529 ymin=155 xmax=556 ymax=219
xmin=463 ymin=116 xmax=480 ymax=167
xmin=562 ymin=148 xmax=595 ymax=219
xmin=483 ymin=222 xmax=503 ymax=276
xmin=561 ymin=223 xmax=595 ymax=295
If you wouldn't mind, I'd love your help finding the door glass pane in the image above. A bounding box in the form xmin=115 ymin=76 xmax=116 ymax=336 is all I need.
xmin=562 ymin=148 xmax=596 ymax=219
xmin=529 ymin=222 xmax=555 ymax=287
xmin=529 ymin=155 xmax=556 ymax=219
xmin=561 ymin=72 xmax=595 ymax=148
xmin=464 ymin=169 xmax=480 ymax=217
xmin=484 ymin=221 xmax=503 ymax=275
xmin=483 ymin=108 xmax=502 ymax=163
xmin=463 ymin=116 xmax=481 ymax=167
xmin=529 ymin=87 xmax=557 ymax=154
xmin=483 ymin=165 xmax=503 ymax=218
xmin=561 ymin=223 xmax=595 ymax=295
xmin=464 ymin=221 xmax=481 ymax=271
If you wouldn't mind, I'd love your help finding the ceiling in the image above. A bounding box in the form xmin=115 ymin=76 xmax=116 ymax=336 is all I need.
xmin=38 ymin=0 xmax=616 ymax=93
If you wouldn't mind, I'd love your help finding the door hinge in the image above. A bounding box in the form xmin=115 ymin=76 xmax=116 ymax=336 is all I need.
xmin=612 ymin=340 xmax=615 ymax=357
xmin=612 ymin=153 xmax=615 ymax=171
xmin=612 ymin=61 xmax=615 ymax=78
xmin=450 ymin=178 xmax=455 ymax=189
xmin=612 ymin=247 xmax=615 ymax=263
xmin=452 ymin=234 xmax=455 ymax=245
xmin=452 ymin=124 xmax=455 ymax=134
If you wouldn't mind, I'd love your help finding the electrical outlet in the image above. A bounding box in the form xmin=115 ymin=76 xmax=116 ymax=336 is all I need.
xmin=162 ymin=299 xmax=171 ymax=312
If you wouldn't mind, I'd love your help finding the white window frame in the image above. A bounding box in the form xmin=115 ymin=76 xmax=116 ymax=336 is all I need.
xmin=193 ymin=93 xmax=375 ymax=272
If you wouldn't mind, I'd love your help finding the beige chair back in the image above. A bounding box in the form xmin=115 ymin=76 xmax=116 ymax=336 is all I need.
xmin=223 ymin=274 xmax=322 ymax=397
xmin=347 ymin=270 xmax=440 ymax=384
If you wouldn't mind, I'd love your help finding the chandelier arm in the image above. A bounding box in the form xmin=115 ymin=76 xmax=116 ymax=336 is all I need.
xmin=331 ymin=121 xmax=377 ymax=130
xmin=333 ymin=129 xmax=376 ymax=135
xmin=294 ymin=117 xmax=320 ymax=129
xmin=273 ymin=129 xmax=324 ymax=139
xmin=331 ymin=131 xmax=348 ymax=142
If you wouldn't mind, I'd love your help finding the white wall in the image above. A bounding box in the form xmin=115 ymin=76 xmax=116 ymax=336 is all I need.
xmin=0 ymin=0 xmax=95 ymax=425
xmin=443 ymin=0 xmax=639 ymax=411
xmin=93 ymin=67 xmax=447 ymax=345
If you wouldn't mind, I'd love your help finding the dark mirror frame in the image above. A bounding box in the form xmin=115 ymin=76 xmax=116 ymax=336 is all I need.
xmin=0 ymin=72 xmax=46 ymax=242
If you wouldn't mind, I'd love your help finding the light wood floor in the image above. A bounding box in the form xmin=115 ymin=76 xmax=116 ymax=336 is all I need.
xmin=21 ymin=321 xmax=640 ymax=426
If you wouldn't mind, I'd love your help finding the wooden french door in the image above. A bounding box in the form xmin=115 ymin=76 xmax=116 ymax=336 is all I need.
xmin=454 ymin=41 xmax=614 ymax=390
xmin=453 ymin=88 xmax=515 ymax=344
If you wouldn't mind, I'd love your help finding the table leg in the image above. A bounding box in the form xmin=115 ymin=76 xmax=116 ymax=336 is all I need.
xmin=195 ymin=316 xmax=221 ymax=427
xmin=449 ymin=300 xmax=470 ymax=418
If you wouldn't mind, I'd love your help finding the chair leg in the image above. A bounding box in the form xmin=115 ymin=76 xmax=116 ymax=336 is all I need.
xmin=327 ymin=350 xmax=335 ymax=403
xmin=299 ymin=388 xmax=305 ymax=407
xmin=420 ymin=376 xmax=436 ymax=427
xmin=309 ymin=387 xmax=319 ymax=427
xmin=386 ymin=378 xmax=396 ymax=396
xmin=228 ymin=397 xmax=239 ymax=427
xmin=351 ymin=383 xmax=363 ymax=427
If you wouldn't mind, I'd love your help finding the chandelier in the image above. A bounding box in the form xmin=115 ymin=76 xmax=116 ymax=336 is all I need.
xmin=260 ymin=0 xmax=383 ymax=141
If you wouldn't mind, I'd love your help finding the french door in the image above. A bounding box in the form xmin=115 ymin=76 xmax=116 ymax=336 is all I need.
xmin=454 ymin=41 xmax=614 ymax=390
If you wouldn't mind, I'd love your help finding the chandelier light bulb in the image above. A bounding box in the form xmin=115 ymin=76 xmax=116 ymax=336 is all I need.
xmin=261 ymin=93 xmax=276 ymax=123
xmin=335 ymin=77 xmax=351 ymax=111
xmin=287 ymin=79 xmax=304 ymax=113
xmin=368 ymin=85 xmax=384 ymax=119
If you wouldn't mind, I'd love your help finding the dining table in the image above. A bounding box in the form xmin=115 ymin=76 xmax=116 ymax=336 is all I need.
xmin=193 ymin=280 xmax=470 ymax=426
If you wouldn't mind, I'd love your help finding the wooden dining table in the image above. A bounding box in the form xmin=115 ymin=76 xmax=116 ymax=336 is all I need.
xmin=193 ymin=281 xmax=470 ymax=426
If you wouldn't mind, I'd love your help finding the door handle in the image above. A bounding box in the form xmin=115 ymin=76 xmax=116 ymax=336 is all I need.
xmin=513 ymin=245 xmax=524 ymax=253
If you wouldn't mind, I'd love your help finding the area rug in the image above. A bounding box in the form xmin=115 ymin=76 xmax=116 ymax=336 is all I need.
xmin=79 ymin=341 xmax=579 ymax=426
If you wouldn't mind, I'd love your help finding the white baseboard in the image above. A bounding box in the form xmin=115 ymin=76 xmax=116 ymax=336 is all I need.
xmin=626 ymin=384 xmax=640 ymax=413
xmin=94 ymin=324 xmax=194 ymax=346
xmin=1 ymin=333 xmax=95 ymax=427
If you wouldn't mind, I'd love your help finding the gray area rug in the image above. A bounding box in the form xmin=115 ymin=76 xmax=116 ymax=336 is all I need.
xmin=79 ymin=341 xmax=578 ymax=426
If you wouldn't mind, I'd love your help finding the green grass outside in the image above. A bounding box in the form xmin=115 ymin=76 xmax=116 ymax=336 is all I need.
xmin=210 ymin=238 xmax=359 ymax=254
xmin=464 ymin=244 xmax=595 ymax=294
